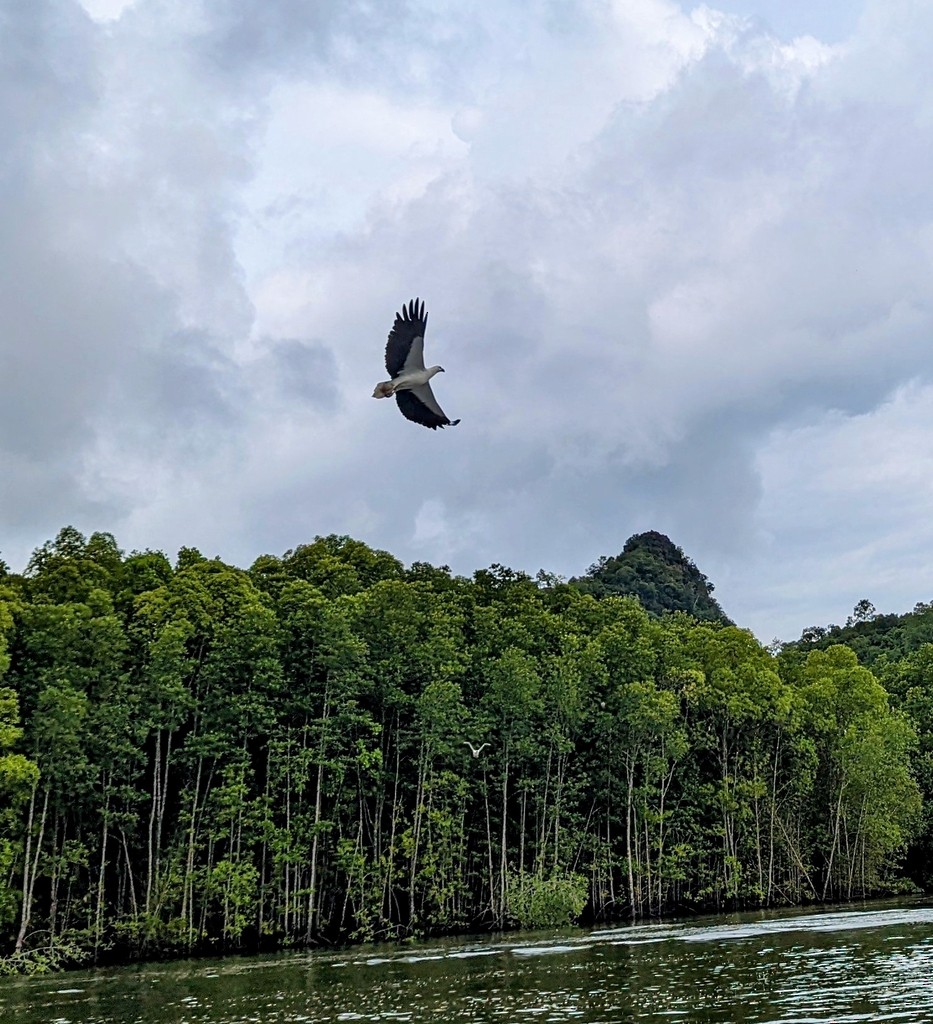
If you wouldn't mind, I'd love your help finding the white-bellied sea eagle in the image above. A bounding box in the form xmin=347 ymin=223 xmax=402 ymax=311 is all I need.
xmin=372 ymin=298 xmax=460 ymax=429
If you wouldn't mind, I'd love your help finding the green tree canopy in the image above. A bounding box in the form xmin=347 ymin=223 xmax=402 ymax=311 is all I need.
xmin=572 ymin=531 xmax=731 ymax=623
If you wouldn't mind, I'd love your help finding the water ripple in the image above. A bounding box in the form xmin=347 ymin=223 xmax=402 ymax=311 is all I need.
xmin=2 ymin=901 xmax=933 ymax=1023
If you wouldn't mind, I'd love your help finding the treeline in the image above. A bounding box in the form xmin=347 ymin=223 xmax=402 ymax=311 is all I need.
xmin=0 ymin=527 xmax=926 ymax=970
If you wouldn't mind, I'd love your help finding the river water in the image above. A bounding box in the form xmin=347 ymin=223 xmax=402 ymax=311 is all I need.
xmin=3 ymin=901 xmax=932 ymax=1024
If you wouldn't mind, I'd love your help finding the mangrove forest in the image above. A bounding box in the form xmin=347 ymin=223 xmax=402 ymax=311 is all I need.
xmin=0 ymin=526 xmax=930 ymax=971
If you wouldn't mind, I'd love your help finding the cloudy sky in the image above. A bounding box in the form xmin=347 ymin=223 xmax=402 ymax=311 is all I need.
xmin=3 ymin=0 xmax=933 ymax=642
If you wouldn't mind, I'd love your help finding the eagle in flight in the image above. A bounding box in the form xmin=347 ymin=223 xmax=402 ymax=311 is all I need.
xmin=372 ymin=299 xmax=460 ymax=429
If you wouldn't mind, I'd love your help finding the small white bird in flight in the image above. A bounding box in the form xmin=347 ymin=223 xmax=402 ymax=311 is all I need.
xmin=464 ymin=741 xmax=489 ymax=758
xmin=372 ymin=298 xmax=460 ymax=429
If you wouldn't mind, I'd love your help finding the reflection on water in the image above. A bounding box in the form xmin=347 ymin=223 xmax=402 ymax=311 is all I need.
xmin=2 ymin=901 xmax=933 ymax=1024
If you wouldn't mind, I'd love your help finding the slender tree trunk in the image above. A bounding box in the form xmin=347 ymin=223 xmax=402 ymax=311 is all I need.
xmin=48 ymin=811 xmax=61 ymax=939
xmin=409 ymin=739 xmax=428 ymax=927
xmin=538 ymin=746 xmax=552 ymax=874
xmin=846 ymin=795 xmax=868 ymax=897
xmin=307 ymin=694 xmax=330 ymax=941
xmin=499 ymin=744 xmax=509 ymax=923
xmin=120 ymin=827 xmax=139 ymax=918
xmin=607 ymin=811 xmax=616 ymax=913
xmin=482 ymin=765 xmax=494 ymax=918
xmin=519 ymin=787 xmax=527 ymax=878
xmin=767 ymin=734 xmax=781 ymax=904
xmin=146 ymin=729 xmax=161 ymax=914
xmin=382 ymin=738 xmax=402 ymax=926
xmin=720 ymin=730 xmax=736 ymax=901
xmin=776 ymin=814 xmax=818 ymax=899
xmin=95 ymin=782 xmax=111 ymax=958
xmin=625 ymin=757 xmax=636 ymax=918
xmin=156 ymin=729 xmax=172 ymax=900
xmin=284 ymin=737 xmax=295 ymax=938
xmin=753 ymin=761 xmax=764 ymax=900
xmin=657 ymin=756 xmax=676 ymax=913
xmin=14 ymin=784 xmax=37 ymax=953
xmin=181 ymin=755 xmax=203 ymax=932
xmin=822 ymin=782 xmax=846 ymax=900
xmin=553 ymin=750 xmax=565 ymax=873
xmin=15 ymin=785 xmax=49 ymax=953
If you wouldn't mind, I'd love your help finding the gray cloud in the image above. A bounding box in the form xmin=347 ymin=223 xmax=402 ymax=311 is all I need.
xmin=0 ymin=0 xmax=261 ymax=554
xmin=5 ymin=0 xmax=933 ymax=644
xmin=264 ymin=337 xmax=339 ymax=409
xmin=186 ymin=0 xmax=415 ymax=96
xmin=197 ymin=0 xmax=335 ymax=75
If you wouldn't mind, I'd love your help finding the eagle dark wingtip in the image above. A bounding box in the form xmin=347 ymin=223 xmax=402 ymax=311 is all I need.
xmin=400 ymin=298 xmax=426 ymax=325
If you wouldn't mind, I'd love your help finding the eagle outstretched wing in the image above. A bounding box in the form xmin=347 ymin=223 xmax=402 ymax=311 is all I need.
xmin=385 ymin=299 xmax=427 ymax=379
xmin=395 ymin=386 xmax=460 ymax=430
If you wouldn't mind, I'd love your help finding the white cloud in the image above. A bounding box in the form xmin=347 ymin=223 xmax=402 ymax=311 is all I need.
xmin=77 ymin=0 xmax=137 ymax=22
xmin=728 ymin=382 xmax=933 ymax=639
xmin=6 ymin=0 xmax=933 ymax=645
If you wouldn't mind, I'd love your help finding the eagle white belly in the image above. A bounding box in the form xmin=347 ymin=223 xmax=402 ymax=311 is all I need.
xmin=371 ymin=367 xmax=436 ymax=398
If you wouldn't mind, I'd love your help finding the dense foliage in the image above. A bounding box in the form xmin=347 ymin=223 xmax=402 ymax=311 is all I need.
xmin=792 ymin=598 xmax=933 ymax=667
xmin=572 ymin=531 xmax=731 ymax=623
xmin=0 ymin=528 xmax=926 ymax=971
xmin=786 ymin=598 xmax=933 ymax=892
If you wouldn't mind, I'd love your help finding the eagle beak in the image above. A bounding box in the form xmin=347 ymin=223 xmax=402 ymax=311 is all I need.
xmin=439 ymin=367 xmax=446 ymax=372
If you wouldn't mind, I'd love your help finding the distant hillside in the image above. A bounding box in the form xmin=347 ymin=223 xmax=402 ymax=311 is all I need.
xmin=790 ymin=598 xmax=933 ymax=666
xmin=571 ymin=530 xmax=732 ymax=624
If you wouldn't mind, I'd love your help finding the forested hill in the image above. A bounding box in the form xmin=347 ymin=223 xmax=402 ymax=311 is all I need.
xmin=789 ymin=598 xmax=933 ymax=667
xmin=0 ymin=526 xmax=928 ymax=974
xmin=571 ymin=531 xmax=731 ymax=624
